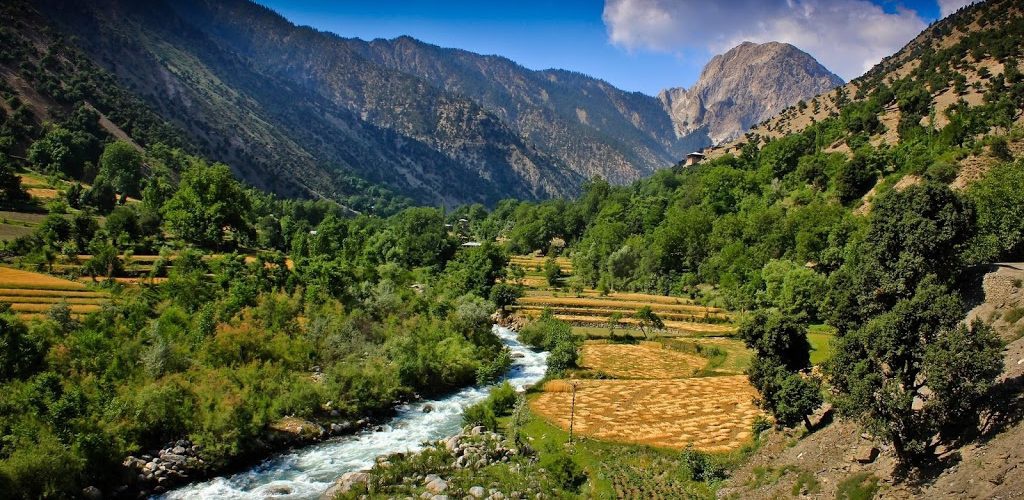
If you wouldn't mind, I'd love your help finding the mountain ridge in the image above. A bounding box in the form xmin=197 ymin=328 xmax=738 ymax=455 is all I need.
xmin=659 ymin=41 xmax=844 ymax=146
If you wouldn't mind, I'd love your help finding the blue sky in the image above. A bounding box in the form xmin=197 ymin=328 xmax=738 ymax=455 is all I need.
xmin=257 ymin=0 xmax=971 ymax=96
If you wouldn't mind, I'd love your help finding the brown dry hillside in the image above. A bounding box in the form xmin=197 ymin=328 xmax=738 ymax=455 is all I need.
xmin=706 ymin=0 xmax=1024 ymax=163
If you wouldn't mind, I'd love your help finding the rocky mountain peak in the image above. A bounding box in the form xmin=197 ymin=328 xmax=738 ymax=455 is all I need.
xmin=659 ymin=41 xmax=844 ymax=145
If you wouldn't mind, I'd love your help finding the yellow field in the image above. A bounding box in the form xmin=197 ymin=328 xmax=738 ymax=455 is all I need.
xmin=0 ymin=266 xmax=108 ymax=319
xmin=531 ymin=376 xmax=761 ymax=452
xmin=0 ymin=266 xmax=88 ymax=290
xmin=579 ymin=342 xmax=707 ymax=379
xmin=509 ymin=255 xmax=572 ymax=272
xmin=528 ymin=313 xmax=734 ymax=336
xmin=518 ymin=296 xmax=724 ymax=315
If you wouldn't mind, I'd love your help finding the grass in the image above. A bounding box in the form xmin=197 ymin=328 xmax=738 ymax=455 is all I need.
xmin=0 ymin=223 xmax=35 ymax=241
xmin=1004 ymin=307 xmax=1024 ymax=325
xmin=510 ymin=412 xmax=721 ymax=499
xmin=530 ymin=376 xmax=761 ymax=452
xmin=808 ymin=324 xmax=837 ymax=365
xmin=662 ymin=337 xmax=752 ymax=375
xmin=792 ymin=470 xmax=822 ymax=495
xmin=835 ymin=472 xmax=879 ymax=500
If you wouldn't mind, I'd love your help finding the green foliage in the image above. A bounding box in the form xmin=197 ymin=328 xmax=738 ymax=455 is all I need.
xmin=98 ymin=140 xmax=143 ymax=200
xmin=966 ymin=159 xmax=1024 ymax=261
xmin=162 ymin=160 xmax=253 ymax=248
xmin=462 ymin=381 xmax=518 ymax=431
xmin=739 ymin=310 xmax=821 ymax=429
xmin=538 ymin=449 xmax=586 ymax=492
xmin=0 ymin=314 xmax=46 ymax=381
xmin=680 ymin=445 xmax=727 ymax=483
xmin=519 ymin=311 xmax=579 ymax=375
xmin=543 ymin=255 xmax=563 ymax=287
xmin=835 ymin=472 xmax=879 ymax=500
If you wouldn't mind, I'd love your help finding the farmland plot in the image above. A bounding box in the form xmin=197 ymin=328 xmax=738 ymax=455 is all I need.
xmin=531 ymin=376 xmax=761 ymax=452
xmin=0 ymin=266 xmax=108 ymax=318
xmin=579 ymin=342 xmax=707 ymax=379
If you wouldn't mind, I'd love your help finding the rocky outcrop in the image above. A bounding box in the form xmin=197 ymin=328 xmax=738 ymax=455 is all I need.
xmin=658 ymin=42 xmax=843 ymax=145
xmin=122 ymin=439 xmax=208 ymax=496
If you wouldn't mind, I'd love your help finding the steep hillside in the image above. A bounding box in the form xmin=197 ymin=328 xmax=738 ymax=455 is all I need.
xmin=350 ymin=37 xmax=705 ymax=184
xmin=659 ymin=42 xmax=843 ymax=146
xmin=24 ymin=0 xmax=589 ymax=208
xmin=710 ymin=0 xmax=1024 ymax=166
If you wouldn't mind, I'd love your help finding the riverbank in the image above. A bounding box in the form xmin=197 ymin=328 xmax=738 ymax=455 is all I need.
xmin=159 ymin=326 xmax=547 ymax=499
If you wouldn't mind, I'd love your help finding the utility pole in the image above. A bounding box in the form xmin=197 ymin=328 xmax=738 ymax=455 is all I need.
xmin=568 ymin=381 xmax=578 ymax=445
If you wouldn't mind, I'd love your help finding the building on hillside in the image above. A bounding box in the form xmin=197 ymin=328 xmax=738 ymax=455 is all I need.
xmin=685 ymin=152 xmax=705 ymax=166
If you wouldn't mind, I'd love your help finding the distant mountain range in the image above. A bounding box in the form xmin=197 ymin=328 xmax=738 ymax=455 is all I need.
xmin=10 ymin=0 xmax=843 ymax=206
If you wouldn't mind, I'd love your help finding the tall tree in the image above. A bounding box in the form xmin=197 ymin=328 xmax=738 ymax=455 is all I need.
xmin=98 ymin=140 xmax=143 ymax=202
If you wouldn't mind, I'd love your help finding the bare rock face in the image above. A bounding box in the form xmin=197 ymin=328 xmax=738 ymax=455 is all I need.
xmin=659 ymin=41 xmax=844 ymax=145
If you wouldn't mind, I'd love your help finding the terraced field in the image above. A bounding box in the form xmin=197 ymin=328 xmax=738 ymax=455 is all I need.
xmin=532 ymin=376 xmax=761 ymax=452
xmin=513 ymin=292 xmax=733 ymax=336
xmin=0 ymin=266 xmax=108 ymax=318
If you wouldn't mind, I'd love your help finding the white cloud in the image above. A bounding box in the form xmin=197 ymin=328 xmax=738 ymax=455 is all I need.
xmin=602 ymin=0 xmax=929 ymax=81
xmin=938 ymin=0 xmax=977 ymax=17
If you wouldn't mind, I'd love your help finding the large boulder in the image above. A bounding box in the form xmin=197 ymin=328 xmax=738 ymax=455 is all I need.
xmin=320 ymin=471 xmax=371 ymax=499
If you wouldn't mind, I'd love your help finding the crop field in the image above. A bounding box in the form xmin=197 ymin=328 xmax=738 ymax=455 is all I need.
xmin=508 ymin=255 xmax=572 ymax=273
xmin=579 ymin=342 xmax=707 ymax=379
xmin=0 ymin=266 xmax=108 ymax=319
xmin=531 ymin=376 xmax=761 ymax=452
xmin=513 ymin=291 xmax=734 ymax=336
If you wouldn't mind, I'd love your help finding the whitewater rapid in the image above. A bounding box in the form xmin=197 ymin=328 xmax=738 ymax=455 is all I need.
xmin=163 ymin=325 xmax=547 ymax=499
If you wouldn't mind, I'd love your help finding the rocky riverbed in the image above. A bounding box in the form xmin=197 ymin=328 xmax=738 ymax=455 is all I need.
xmin=321 ymin=425 xmax=543 ymax=500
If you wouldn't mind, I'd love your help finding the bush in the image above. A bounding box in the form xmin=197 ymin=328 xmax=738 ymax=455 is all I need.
xmin=487 ymin=381 xmax=517 ymax=415
xmin=680 ymin=445 xmax=727 ymax=482
xmin=462 ymin=400 xmax=497 ymax=431
xmin=539 ymin=451 xmax=586 ymax=491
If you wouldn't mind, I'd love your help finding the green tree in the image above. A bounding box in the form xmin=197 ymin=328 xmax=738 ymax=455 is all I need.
xmin=162 ymin=161 xmax=253 ymax=248
xmin=98 ymin=140 xmax=143 ymax=202
xmin=828 ymin=280 xmax=1002 ymax=461
xmin=632 ymin=306 xmax=664 ymax=339
xmin=0 ymin=155 xmax=28 ymax=206
xmin=739 ymin=310 xmax=821 ymax=430
xmin=543 ymin=256 xmax=563 ymax=287
xmin=489 ymin=282 xmax=522 ymax=313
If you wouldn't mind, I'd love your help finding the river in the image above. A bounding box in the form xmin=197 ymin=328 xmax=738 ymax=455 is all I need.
xmin=163 ymin=325 xmax=547 ymax=499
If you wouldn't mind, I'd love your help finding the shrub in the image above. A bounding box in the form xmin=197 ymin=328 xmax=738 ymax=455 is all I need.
xmin=487 ymin=381 xmax=517 ymax=415
xmin=539 ymin=451 xmax=586 ymax=491
xmin=462 ymin=400 xmax=497 ymax=431
xmin=680 ymin=445 xmax=727 ymax=482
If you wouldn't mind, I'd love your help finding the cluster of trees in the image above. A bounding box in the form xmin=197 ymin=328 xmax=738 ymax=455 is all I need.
xmin=0 ymin=161 xmax=530 ymax=497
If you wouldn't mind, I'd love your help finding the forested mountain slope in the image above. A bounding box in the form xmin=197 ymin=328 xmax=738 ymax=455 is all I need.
xmin=23 ymin=0 xmax=588 ymax=207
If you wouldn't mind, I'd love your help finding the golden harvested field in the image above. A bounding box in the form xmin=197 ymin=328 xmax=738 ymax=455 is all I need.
xmin=517 ymin=296 xmax=727 ymax=316
xmin=0 ymin=266 xmax=88 ymax=290
xmin=515 ymin=305 xmax=724 ymax=322
xmin=523 ymin=289 xmax=697 ymax=305
xmin=7 ymin=303 xmax=102 ymax=314
xmin=531 ymin=376 xmax=761 ymax=452
xmin=0 ymin=267 xmax=108 ymax=319
xmin=580 ymin=342 xmax=707 ymax=379
xmin=509 ymin=255 xmax=572 ymax=272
